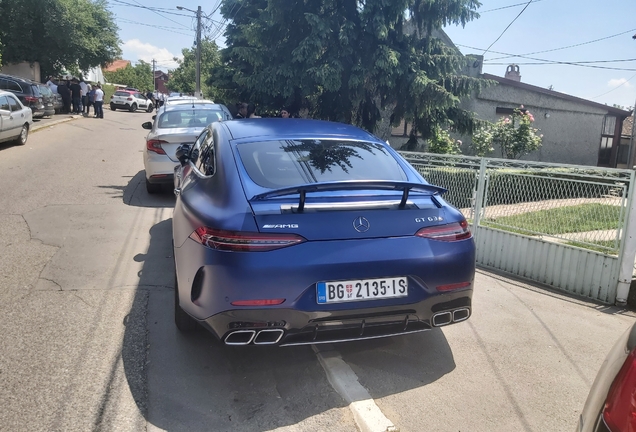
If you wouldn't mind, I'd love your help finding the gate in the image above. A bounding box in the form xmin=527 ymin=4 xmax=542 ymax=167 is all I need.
xmin=399 ymin=152 xmax=636 ymax=304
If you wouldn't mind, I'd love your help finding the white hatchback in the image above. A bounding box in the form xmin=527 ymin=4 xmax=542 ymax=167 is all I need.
xmin=141 ymin=101 xmax=232 ymax=193
xmin=0 ymin=90 xmax=33 ymax=146
xmin=110 ymin=90 xmax=154 ymax=112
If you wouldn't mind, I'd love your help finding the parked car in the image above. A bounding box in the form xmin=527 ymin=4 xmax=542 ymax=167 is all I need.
xmin=170 ymin=118 xmax=476 ymax=346
xmin=0 ymin=90 xmax=33 ymax=146
xmin=36 ymin=84 xmax=56 ymax=117
xmin=141 ymin=101 xmax=232 ymax=194
xmin=0 ymin=74 xmax=45 ymax=118
xmin=165 ymin=95 xmax=200 ymax=105
xmin=577 ymin=321 xmax=636 ymax=432
xmin=110 ymin=90 xmax=153 ymax=112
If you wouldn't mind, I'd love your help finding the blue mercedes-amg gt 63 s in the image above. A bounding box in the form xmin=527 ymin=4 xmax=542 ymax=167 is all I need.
xmin=172 ymin=118 xmax=475 ymax=346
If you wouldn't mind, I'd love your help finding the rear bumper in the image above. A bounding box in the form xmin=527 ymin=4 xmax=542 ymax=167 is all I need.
xmin=111 ymin=102 xmax=131 ymax=109
xmin=200 ymin=292 xmax=472 ymax=346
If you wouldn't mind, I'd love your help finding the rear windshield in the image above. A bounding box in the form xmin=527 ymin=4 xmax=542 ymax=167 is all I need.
xmin=158 ymin=109 xmax=225 ymax=128
xmin=114 ymin=91 xmax=131 ymax=96
xmin=236 ymin=139 xmax=407 ymax=189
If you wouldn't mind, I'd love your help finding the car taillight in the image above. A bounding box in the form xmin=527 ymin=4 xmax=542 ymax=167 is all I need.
xmin=146 ymin=139 xmax=167 ymax=155
xmin=415 ymin=220 xmax=472 ymax=241
xmin=127 ymin=97 xmax=133 ymax=101
xmin=24 ymin=96 xmax=38 ymax=103
xmin=189 ymin=227 xmax=306 ymax=252
xmin=602 ymin=348 xmax=636 ymax=431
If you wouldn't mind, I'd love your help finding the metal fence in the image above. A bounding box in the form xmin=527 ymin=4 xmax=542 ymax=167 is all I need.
xmin=399 ymin=151 xmax=636 ymax=303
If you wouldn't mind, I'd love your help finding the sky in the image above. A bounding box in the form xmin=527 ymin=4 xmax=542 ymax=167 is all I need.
xmin=110 ymin=0 xmax=636 ymax=111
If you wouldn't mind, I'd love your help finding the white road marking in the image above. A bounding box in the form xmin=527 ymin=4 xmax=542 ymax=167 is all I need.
xmin=312 ymin=344 xmax=398 ymax=432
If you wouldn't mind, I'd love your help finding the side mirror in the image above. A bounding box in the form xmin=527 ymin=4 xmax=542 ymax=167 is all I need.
xmin=175 ymin=144 xmax=192 ymax=166
xmin=141 ymin=121 xmax=152 ymax=130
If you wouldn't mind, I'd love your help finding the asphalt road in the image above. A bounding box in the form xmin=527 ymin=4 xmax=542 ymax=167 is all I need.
xmin=0 ymin=110 xmax=634 ymax=432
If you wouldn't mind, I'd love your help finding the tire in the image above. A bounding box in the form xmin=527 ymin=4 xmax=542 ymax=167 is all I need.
xmin=129 ymin=103 xmax=137 ymax=112
xmin=110 ymin=104 xmax=116 ymax=111
xmin=145 ymin=178 xmax=162 ymax=194
xmin=147 ymin=104 xmax=154 ymax=113
xmin=174 ymin=272 xmax=198 ymax=332
xmin=14 ymin=124 xmax=28 ymax=146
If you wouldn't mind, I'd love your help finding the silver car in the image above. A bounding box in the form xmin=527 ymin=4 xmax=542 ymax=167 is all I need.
xmin=141 ymin=101 xmax=232 ymax=194
xmin=0 ymin=90 xmax=33 ymax=146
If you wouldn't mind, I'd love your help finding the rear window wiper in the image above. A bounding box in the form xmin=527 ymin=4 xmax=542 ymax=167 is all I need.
xmin=250 ymin=180 xmax=446 ymax=212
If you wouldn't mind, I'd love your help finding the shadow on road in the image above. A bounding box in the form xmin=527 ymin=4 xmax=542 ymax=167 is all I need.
xmin=98 ymin=170 xmax=176 ymax=208
xmin=121 ymin=210 xmax=455 ymax=431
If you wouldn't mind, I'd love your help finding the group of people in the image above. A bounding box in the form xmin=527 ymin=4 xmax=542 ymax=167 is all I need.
xmin=45 ymin=76 xmax=105 ymax=119
xmin=234 ymin=102 xmax=292 ymax=119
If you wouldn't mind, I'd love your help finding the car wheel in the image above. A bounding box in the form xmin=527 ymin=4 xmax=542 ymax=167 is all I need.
xmin=14 ymin=123 xmax=28 ymax=146
xmin=129 ymin=103 xmax=137 ymax=112
xmin=174 ymin=272 xmax=198 ymax=332
xmin=110 ymin=104 xmax=116 ymax=111
xmin=145 ymin=178 xmax=162 ymax=194
xmin=147 ymin=104 xmax=153 ymax=113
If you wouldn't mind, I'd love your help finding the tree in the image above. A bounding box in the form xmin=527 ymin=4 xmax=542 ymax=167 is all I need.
xmin=103 ymin=61 xmax=153 ymax=92
xmin=211 ymin=0 xmax=487 ymax=139
xmin=0 ymin=0 xmax=121 ymax=78
xmin=470 ymin=107 xmax=543 ymax=159
xmin=169 ymin=38 xmax=222 ymax=99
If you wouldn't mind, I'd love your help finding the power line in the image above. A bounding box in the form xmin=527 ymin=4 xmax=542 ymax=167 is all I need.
xmin=487 ymin=58 xmax=636 ymax=65
xmin=487 ymin=28 xmax=636 ymax=61
xmin=480 ymin=0 xmax=544 ymax=13
xmin=592 ymin=73 xmax=636 ymax=99
xmin=110 ymin=0 xmax=192 ymax=29
xmin=458 ymin=44 xmax=636 ymax=71
xmin=481 ymin=0 xmax=535 ymax=56
xmin=116 ymin=17 xmax=194 ymax=36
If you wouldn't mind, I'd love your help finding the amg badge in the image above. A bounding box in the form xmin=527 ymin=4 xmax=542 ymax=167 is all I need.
xmin=262 ymin=224 xmax=299 ymax=229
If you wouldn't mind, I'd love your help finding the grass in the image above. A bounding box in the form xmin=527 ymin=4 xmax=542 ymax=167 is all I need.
xmin=485 ymin=203 xmax=621 ymax=235
xmin=565 ymin=240 xmax=618 ymax=255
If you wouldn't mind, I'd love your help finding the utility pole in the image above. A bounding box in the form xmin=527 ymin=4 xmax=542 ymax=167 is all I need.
xmin=195 ymin=6 xmax=202 ymax=99
xmin=176 ymin=5 xmax=202 ymax=98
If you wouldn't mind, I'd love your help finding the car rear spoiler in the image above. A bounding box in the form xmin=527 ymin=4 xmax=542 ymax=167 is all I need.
xmin=250 ymin=180 xmax=447 ymax=212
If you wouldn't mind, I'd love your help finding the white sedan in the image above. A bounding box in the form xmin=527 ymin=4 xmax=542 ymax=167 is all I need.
xmin=141 ymin=101 xmax=232 ymax=194
xmin=0 ymin=90 xmax=33 ymax=146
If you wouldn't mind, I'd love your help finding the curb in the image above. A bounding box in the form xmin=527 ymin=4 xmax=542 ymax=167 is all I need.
xmin=31 ymin=115 xmax=83 ymax=133
xmin=312 ymin=344 xmax=399 ymax=432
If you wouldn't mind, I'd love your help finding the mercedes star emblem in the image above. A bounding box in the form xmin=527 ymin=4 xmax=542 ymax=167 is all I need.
xmin=353 ymin=216 xmax=370 ymax=233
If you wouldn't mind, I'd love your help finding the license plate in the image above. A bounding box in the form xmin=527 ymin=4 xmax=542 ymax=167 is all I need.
xmin=317 ymin=277 xmax=408 ymax=304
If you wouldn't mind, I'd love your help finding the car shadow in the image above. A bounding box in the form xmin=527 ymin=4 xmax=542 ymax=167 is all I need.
xmin=120 ymin=218 xmax=456 ymax=431
xmin=98 ymin=170 xmax=176 ymax=208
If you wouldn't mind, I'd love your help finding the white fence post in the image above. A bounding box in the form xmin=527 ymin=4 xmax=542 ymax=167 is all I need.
xmin=616 ymin=170 xmax=636 ymax=305
xmin=471 ymin=157 xmax=488 ymax=241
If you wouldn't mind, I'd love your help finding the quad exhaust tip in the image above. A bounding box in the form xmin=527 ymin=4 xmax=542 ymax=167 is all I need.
xmin=432 ymin=307 xmax=471 ymax=327
xmin=225 ymin=329 xmax=284 ymax=345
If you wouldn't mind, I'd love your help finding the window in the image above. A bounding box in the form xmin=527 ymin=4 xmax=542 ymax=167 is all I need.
xmin=158 ymin=109 xmax=225 ymax=128
xmin=0 ymin=96 xmax=9 ymax=111
xmin=8 ymin=96 xmax=21 ymax=112
xmin=6 ymin=80 xmax=22 ymax=92
xmin=237 ymin=139 xmax=407 ymax=189
xmin=195 ymin=131 xmax=215 ymax=176
xmin=598 ymin=115 xmax=617 ymax=166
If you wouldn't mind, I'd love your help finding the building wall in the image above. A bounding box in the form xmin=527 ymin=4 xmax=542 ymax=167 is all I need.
xmin=460 ymin=83 xmax=610 ymax=166
xmin=1 ymin=62 xmax=41 ymax=82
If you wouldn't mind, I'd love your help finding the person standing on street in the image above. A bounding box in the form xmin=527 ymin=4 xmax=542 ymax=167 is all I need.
xmin=79 ymin=78 xmax=89 ymax=115
xmin=69 ymin=78 xmax=82 ymax=114
xmin=93 ymin=84 xmax=104 ymax=119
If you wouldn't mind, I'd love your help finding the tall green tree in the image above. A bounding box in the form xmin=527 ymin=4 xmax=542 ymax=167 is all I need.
xmin=169 ymin=38 xmax=221 ymax=99
xmin=212 ymin=0 xmax=487 ymax=141
xmin=0 ymin=0 xmax=121 ymax=78
xmin=103 ymin=61 xmax=153 ymax=92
